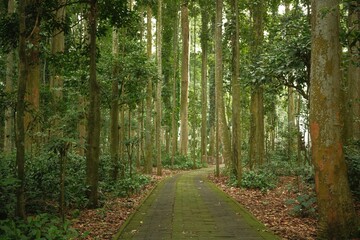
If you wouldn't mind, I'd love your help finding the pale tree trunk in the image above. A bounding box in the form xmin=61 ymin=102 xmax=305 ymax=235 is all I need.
xmin=215 ymin=0 xmax=232 ymax=167
xmin=78 ymin=96 xmax=87 ymax=156
xmin=171 ymin=11 xmax=179 ymax=167
xmin=144 ymin=6 xmax=153 ymax=174
xmin=155 ymin=0 xmax=162 ymax=176
xmin=249 ymin=1 xmax=265 ymax=169
xmin=24 ymin=0 xmax=41 ymax=153
xmin=120 ymin=85 xmax=125 ymax=178
xmin=200 ymin=2 xmax=208 ymax=165
xmin=287 ymin=87 xmax=296 ymax=160
xmin=4 ymin=0 xmax=16 ymax=153
xmin=180 ymin=0 xmax=189 ymax=155
xmin=208 ymin=65 xmax=216 ymax=164
xmin=310 ymin=0 xmax=357 ymax=237
xmin=230 ymin=0 xmax=241 ymax=185
xmin=296 ymin=95 xmax=303 ymax=164
xmin=191 ymin=13 xmax=197 ymax=168
xmin=16 ymin=0 xmax=27 ymax=219
xmin=345 ymin=1 xmax=360 ymax=143
xmin=86 ymin=0 xmax=100 ymax=208
xmin=110 ymin=28 xmax=120 ymax=180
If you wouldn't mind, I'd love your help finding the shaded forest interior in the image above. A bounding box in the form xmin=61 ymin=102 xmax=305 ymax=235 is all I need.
xmin=0 ymin=0 xmax=359 ymax=239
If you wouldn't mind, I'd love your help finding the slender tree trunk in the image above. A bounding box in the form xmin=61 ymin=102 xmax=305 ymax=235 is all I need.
xmin=24 ymin=0 xmax=41 ymax=153
xmin=4 ymin=0 xmax=16 ymax=154
xmin=249 ymin=1 xmax=265 ymax=168
xmin=200 ymin=4 xmax=208 ymax=165
xmin=171 ymin=11 xmax=179 ymax=167
xmin=86 ymin=0 xmax=100 ymax=208
xmin=78 ymin=96 xmax=87 ymax=156
xmin=288 ymin=87 xmax=296 ymax=160
xmin=120 ymin=85 xmax=125 ymax=178
xmin=345 ymin=1 xmax=360 ymax=143
xmin=310 ymin=0 xmax=357 ymax=237
xmin=110 ymin=28 xmax=120 ymax=180
xmin=16 ymin=0 xmax=27 ymax=219
xmin=156 ymin=0 xmax=163 ymax=176
xmin=144 ymin=6 xmax=153 ymax=174
xmin=180 ymin=0 xmax=189 ymax=155
xmin=215 ymin=0 xmax=232 ymax=166
xmin=231 ymin=0 xmax=241 ymax=185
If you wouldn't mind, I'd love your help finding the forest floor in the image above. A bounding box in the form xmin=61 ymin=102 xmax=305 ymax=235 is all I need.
xmin=72 ymin=166 xmax=360 ymax=240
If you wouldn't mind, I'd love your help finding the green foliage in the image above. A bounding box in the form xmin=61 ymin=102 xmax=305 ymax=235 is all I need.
xmin=345 ymin=143 xmax=360 ymax=199
xmin=0 ymin=154 xmax=18 ymax=219
xmin=0 ymin=13 xmax=18 ymax=53
xmin=285 ymin=193 xmax=317 ymax=218
xmin=0 ymin=214 xmax=80 ymax=240
xmin=110 ymin=174 xmax=151 ymax=198
xmin=240 ymin=168 xmax=278 ymax=191
xmin=162 ymin=153 xmax=203 ymax=170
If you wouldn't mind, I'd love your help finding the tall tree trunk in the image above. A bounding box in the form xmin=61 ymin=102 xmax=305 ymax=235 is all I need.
xmin=16 ymin=0 xmax=27 ymax=219
xmin=156 ymin=0 xmax=163 ymax=176
xmin=4 ymin=0 xmax=16 ymax=153
xmin=287 ymin=87 xmax=296 ymax=160
xmin=310 ymin=0 xmax=357 ymax=237
xmin=24 ymin=0 xmax=41 ymax=153
xmin=230 ymin=0 xmax=241 ymax=185
xmin=171 ymin=11 xmax=179 ymax=167
xmin=345 ymin=1 xmax=360 ymax=143
xmin=215 ymin=0 xmax=232 ymax=166
xmin=200 ymin=3 xmax=208 ymax=165
xmin=120 ymin=84 xmax=125 ymax=178
xmin=110 ymin=28 xmax=119 ymax=180
xmin=144 ymin=6 xmax=153 ymax=174
xmin=249 ymin=0 xmax=265 ymax=169
xmin=86 ymin=0 xmax=100 ymax=208
xmin=180 ymin=0 xmax=189 ymax=155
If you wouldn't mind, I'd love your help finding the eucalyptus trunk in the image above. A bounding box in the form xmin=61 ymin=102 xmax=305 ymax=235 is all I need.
xmin=310 ymin=0 xmax=357 ymax=237
xmin=230 ymin=0 xmax=241 ymax=185
xmin=110 ymin=28 xmax=120 ymax=180
xmin=215 ymin=0 xmax=232 ymax=166
xmin=180 ymin=0 xmax=189 ymax=155
xmin=86 ymin=0 xmax=100 ymax=208
xmin=16 ymin=0 xmax=27 ymax=219
xmin=4 ymin=0 xmax=15 ymax=153
xmin=156 ymin=0 xmax=163 ymax=176
xmin=249 ymin=0 xmax=265 ymax=169
xmin=144 ymin=6 xmax=153 ymax=174
xmin=200 ymin=3 xmax=208 ymax=164
xmin=287 ymin=87 xmax=296 ymax=160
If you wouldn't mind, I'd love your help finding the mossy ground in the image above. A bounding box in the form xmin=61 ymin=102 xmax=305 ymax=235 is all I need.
xmin=115 ymin=168 xmax=279 ymax=240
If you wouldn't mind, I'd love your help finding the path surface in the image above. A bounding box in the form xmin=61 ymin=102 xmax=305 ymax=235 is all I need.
xmin=115 ymin=168 xmax=279 ymax=240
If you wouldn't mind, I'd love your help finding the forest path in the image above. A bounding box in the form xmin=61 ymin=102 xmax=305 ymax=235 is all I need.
xmin=114 ymin=167 xmax=279 ymax=240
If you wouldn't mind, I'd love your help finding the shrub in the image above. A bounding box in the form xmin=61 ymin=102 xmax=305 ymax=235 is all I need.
xmin=345 ymin=143 xmax=360 ymax=199
xmin=285 ymin=193 xmax=317 ymax=218
xmin=162 ymin=153 xmax=202 ymax=170
xmin=0 ymin=213 xmax=80 ymax=240
xmin=241 ymin=168 xmax=277 ymax=191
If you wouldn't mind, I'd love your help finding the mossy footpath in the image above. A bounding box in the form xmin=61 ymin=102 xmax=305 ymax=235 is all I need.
xmin=114 ymin=168 xmax=279 ymax=240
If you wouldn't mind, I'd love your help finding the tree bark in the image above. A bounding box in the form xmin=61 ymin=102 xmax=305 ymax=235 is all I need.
xmin=200 ymin=2 xmax=208 ymax=165
xmin=249 ymin=0 xmax=265 ymax=169
xmin=86 ymin=0 xmax=100 ymax=208
xmin=230 ymin=0 xmax=241 ymax=185
xmin=4 ymin=0 xmax=16 ymax=154
xmin=156 ymin=0 xmax=163 ymax=176
xmin=110 ymin=28 xmax=120 ymax=180
xmin=215 ymin=0 xmax=232 ymax=167
xmin=180 ymin=0 xmax=189 ymax=155
xmin=16 ymin=0 xmax=27 ymax=219
xmin=310 ymin=0 xmax=357 ymax=237
xmin=144 ymin=6 xmax=153 ymax=174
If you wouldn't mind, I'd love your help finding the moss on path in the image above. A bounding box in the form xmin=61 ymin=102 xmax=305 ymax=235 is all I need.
xmin=114 ymin=168 xmax=279 ymax=240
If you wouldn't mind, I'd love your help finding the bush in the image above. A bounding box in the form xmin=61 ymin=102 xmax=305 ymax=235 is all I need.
xmin=0 ymin=213 xmax=80 ymax=240
xmin=241 ymin=168 xmax=278 ymax=191
xmin=162 ymin=153 xmax=202 ymax=170
xmin=285 ymin=193 xmax=317 ymax=218
xmin=103 ymin=174 xmax=151 ymax=197
xmin=0 ymin=154 xmax=18 ymax=219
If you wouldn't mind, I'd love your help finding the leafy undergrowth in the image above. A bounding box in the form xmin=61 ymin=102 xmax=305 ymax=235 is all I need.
xmin=71 ymin=168 xmax=183 ymax=239
xmin=209 ymin=173 xmax=360 ymax=240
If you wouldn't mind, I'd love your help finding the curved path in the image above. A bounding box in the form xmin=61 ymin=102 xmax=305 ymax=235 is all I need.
xmin=115 ymin=168 xmax=279 ymax=240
